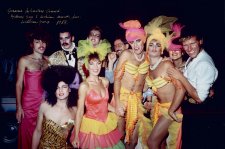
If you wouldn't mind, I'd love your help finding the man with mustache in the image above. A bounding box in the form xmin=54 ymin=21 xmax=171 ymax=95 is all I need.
xmin=105 ymin=36 xmax=129 ymax=84
xmin=48 ymin=26 xmax=80 ymax=89
xmin=16 ymin=27 xmax=50 ymax=149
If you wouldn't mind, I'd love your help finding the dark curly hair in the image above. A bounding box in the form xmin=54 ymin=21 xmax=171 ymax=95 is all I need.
xmin=26 ymin=26 xmax=51 ymax=45
xmin=42 ymin=65 xmax=77 ymax=108
xmin=24 ymin=26 xmax=51 ymax=55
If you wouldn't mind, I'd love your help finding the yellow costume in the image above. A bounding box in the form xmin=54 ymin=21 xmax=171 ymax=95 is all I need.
xmin=145 ymin=75 xmax=171 ymax=93
xmin=146 ymin=76 xmax=182 ymax=149
xmin=117 ymin=60 xmax=150 ymax=146
xmin=152 ymin=102 xmax=182 ymax=149
xmin=125 ymin=60 xmax=149 ymax=79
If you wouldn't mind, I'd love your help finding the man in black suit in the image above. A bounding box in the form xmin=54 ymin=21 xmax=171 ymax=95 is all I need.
xmin=49 ymin=27 xmax=80 ymax=89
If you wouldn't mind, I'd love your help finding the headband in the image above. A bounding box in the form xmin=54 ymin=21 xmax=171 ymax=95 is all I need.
xmin=119 ymin=20 xmax=146 ymax=43
xmin=145 ymin=16 xmax=177 ymax=53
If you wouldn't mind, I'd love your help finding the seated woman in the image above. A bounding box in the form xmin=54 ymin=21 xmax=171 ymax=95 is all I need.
xmin=72 ymin=52 xmax=124 ymax=149
xmin=144 ymin=16 xmax=185 ymax=149
xmin=32 ymin=65 xmax=77 ymax=149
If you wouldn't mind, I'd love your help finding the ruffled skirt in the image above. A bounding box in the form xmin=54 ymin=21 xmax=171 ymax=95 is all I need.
xmin=79 ymin=112 xmax=124 ymax=149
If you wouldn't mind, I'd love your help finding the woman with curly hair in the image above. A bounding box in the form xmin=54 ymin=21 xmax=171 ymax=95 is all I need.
xmin=32 ymin=65 xmax=77 ymax=149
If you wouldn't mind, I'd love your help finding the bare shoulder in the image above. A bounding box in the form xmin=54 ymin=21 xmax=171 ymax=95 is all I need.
xmin=18 ymin=55 xmax=30 ymax=66
xmin=79 ymin=81 xmax=89 ymax=91
xmin=162 ymin=59 xmax=174 ymax=68
xmin=43 ymin=55 xmax=49 ymax=59
xmin=117 ymin=49 xmax=132 ymax=65
xmin=19 ymin=55 xmax=28 ymax=62
xmin=39 ymin=101 xmax=50 ymax=113
xmin=100 ymin=77 xmax=109 ymax=87
xmin=70 ymin=106 xmax=77 ymax=114
xmin=120 ymin=49 xmax=132 ymax=58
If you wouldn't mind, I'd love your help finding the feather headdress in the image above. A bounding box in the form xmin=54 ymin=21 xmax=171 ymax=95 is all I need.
xmin=144 ymin=15 xmax=177 ymax=53
xmin=168 ymin=23 xmax=184 ymax=51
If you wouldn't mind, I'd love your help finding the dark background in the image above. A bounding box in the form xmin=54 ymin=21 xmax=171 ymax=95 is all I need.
xmin=0 ymin=0 xmax=224 ymax=148
xmin=1 ymin=0 xmax=224 ymax=108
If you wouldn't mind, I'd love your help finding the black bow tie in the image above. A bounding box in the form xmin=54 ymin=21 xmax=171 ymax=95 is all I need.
xmin=64 ymin=50 xmax=76 ymax=60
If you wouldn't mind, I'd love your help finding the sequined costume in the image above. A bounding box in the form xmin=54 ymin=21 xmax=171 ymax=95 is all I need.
xmin=39 ymin=117 xmax=74 ymax=149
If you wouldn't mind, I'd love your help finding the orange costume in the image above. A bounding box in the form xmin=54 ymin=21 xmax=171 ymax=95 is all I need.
xmin=116 ymin=20 xmax=150 ymax=148
xmin=116 ymin=60 xmax=150 ymax=147
xmin=146 ymin=76 xmax=183 ymax=149
xmin=76 ymin=86 xmax=124 ymax=149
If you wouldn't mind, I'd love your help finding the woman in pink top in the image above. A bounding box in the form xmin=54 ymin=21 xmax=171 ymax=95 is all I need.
xmin=72 ymin=52 xmax=124 ymax=149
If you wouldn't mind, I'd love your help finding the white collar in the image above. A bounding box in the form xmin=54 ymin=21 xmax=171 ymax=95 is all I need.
xmin=185 ymin=49 xmax=205 ymax=68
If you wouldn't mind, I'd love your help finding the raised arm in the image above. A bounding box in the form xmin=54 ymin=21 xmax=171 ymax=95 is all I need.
xmin=105 ymin=52 xmax=117 ymax=83
xmin=165 ymin=63 xmax=186 ymax=122
xmin=168 ymin=78 xmax=186 ymax=122
xmin=167 ymin=67 xmax=202 ymax=103
xmin=16 ymin=57 xmax=26 ymax=123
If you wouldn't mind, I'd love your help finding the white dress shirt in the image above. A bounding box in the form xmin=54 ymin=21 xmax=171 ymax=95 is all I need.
xmin=184 ymin=49 xmax=218 ymax=101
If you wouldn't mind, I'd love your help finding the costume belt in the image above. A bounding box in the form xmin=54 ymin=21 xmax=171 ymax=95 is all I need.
xmin=152 ymin=102 xmax=171 ymax=127
xmin=120 ymin=87 xmax=142 ymax=143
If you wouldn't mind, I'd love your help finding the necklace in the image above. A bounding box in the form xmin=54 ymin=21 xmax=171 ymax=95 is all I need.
xmin=133 ymin=51 xmax=145 ymax=62
xmin=150 ymin=57 xmax=163 ymax=70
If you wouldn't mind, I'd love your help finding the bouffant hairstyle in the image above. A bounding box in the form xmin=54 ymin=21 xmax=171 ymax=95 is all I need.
xmin=42 ymin=65 xmax=77 ymax=108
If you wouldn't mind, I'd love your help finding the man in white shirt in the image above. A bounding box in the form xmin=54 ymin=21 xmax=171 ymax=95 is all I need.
xmin=167 ymin=25 xmax=218 ymax=149
xmin=48 ymin=27 xmax=80 ymax=89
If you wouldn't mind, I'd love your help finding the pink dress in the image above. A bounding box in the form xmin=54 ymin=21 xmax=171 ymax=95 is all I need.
xmin=18 ymin=70 xmax=44 ymax=149
xmin=75 ymin=87 xmax=124 ymax=149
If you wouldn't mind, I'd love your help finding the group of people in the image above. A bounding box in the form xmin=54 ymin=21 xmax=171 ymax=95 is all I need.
xmin=15 ymin=15 xmax=218 ymax=149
